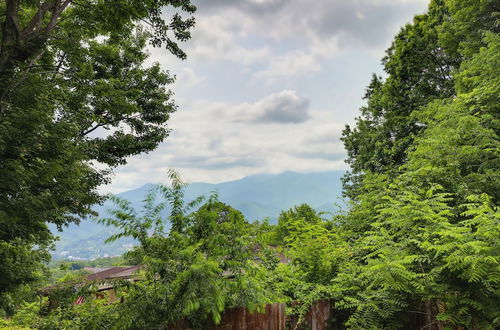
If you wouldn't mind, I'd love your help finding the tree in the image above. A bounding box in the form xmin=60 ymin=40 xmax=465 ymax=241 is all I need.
xmin=331 ymin=29 xmax=499 ymax=330
xmin=341 ymin=0 xmax=458 ymax=199
xmin=332 ymin=185 xmax=499 ymax=329
xmin=340 ymin=0 xmax=498 ymax=200
xmin=0 ymin=1 xmax=196 ymax=312
xmin=0 ymin=0 xmax=196 ymax=98
xmin=273 ymin=203 xmax=322 ymax=246
xmin=406 ymin=31 xmax=500 ymax=205
xmin=96 ymin=172 xmax=272 ymax=329
xmin=0 ymin=240 xmax=50 ymax=316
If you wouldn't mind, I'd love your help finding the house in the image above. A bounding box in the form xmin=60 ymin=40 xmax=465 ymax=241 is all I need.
xmin=39 ymin=265 xmax=142 ymax=308
xmin=81 ymin=265 xmax=142 ymax=302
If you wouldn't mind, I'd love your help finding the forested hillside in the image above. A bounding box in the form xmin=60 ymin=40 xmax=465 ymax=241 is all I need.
xmin=1 ymin=0 xmax=498 ymax=329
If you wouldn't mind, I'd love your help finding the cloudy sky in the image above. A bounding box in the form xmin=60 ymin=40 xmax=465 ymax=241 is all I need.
xmin=106 ymin=0 xmax=429 ymax=193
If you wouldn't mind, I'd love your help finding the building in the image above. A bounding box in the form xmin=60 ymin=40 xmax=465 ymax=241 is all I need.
xmin=39 ymin=265 xmax=142 ymax=308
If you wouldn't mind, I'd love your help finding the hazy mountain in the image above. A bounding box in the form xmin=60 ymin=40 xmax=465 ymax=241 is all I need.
xmin=51 ymin=170 xmax=345 ymax=259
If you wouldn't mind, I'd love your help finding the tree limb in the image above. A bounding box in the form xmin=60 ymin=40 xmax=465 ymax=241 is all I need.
xmin=0 ymin=0 xmax=21 ymax=70
xmin=22 ymin=1 xmax=55 ymax=37
xmin=4 ymin=0 xmax=21 ymax=40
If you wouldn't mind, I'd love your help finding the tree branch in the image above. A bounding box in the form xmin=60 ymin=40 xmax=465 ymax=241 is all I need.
xmin=80 ymin=123 xmax=107 ymax=137
xmin=46 ymin=0 xmax=72 ymax=33
xmin=0 ymin=0 xmax=22 ymax=70
xmin=50 ymin=51 xmax=67 ymax=81
xmin=22 ymin=1 xmax=55 ymax=37
xmin=80 ymin=113 xmax=143 ymax=137
xmin=4 ymin=0 xmax=22 ymax=40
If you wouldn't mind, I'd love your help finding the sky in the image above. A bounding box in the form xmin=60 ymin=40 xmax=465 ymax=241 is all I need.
xmin=106 ymin=0 xmax=429 ymax=194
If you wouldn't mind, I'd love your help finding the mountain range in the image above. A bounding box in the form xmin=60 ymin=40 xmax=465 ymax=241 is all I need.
xmin=51 ymin=170 xmax=346 ymax=259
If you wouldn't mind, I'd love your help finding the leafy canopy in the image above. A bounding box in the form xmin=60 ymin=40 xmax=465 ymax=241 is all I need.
xmin=0 ymin=0 xmax=196 ymax=314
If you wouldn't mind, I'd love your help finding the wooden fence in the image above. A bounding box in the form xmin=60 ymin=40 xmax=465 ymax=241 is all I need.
xmin=168 ymin=303 xmax=285 ymax=330
xmin=289 ymin=299 xmax=332 ymax=330
xmin=168 ymin=300 xmax=333 ymax=330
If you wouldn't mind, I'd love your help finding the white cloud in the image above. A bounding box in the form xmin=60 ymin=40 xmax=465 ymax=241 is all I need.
xmin=106 ymin=93 xmax=347 ymax=193
xmin=180 ymin=0 xmax=427 ymax=85
xmin=206 ymin=90 xmax=310 ymax=124
xmin=176 ymin=67 xmax=205 ymax=88
xmin=198 ymin=0 xmax=428 ymax=45
xmin=252 ymin=51 xmax=321 ymax=84
xmin=257 ymin=90 xmax=310 ymax=123
xmin=185 ymin=13 xmax=270 ymax=64
xmin=252 ymin=37 xmax=340 ymax=84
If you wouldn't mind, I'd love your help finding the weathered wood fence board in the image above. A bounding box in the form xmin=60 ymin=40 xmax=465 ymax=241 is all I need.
xmin=288 ymin=299 xmax=332 ymax=330
xmin=306 ymin=299 xmax=331 ymax=330
xmin=167 ymin=302 xmax=287 ymax=330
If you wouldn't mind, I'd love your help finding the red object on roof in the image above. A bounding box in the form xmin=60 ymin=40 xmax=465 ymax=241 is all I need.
xmin=73 ymin=296 xmax=85 ymax=305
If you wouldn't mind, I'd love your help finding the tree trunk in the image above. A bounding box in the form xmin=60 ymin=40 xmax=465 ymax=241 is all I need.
xmin=424 ymin=300 xmax=435 ymax=330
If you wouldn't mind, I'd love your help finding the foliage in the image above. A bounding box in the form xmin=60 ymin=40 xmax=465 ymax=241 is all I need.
xmin=341 ymin=0 xmax=457 ymax=198
xmin=2 ymin=0 xmax=499 ymax=328
xmin=331 ymin=184 xmax=499 ymax=329
xmin=340 ymin=0 xmax=498 ymax=199
xmin=0 ymin=0 xmax=196 ymax=311
xmin=91 ymin=171 xmax=274 ymax=328
xmin=273 ymin=203 xmax=322 ymax=246
xmin=0 ymin=240 xmax=50 ymax=316
xmin=330 ymin=9 xmax=500 ymax=328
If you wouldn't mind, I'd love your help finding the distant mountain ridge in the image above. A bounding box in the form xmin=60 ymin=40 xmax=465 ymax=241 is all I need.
xmin=52 ymin=170 xmax=345 ymax=259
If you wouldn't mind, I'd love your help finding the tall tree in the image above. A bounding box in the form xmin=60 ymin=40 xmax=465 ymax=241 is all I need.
xmin=332 ymin=1 xmax=499 ymax=327
xmin=340 ymin=0 xmax=498 ymax=200
xmin=0 ymin=0 xmax=196 ymax=312
xmin=332 ymin=19 xmax=499 ymax=330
